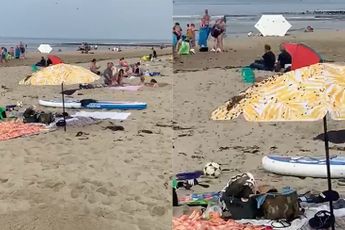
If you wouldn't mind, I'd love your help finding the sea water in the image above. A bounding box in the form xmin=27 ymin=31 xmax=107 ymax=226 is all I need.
xmin=173 ymin=0 xmax=345 ymax=36
xmin=0 ymin=37 xmax=170 ymax=52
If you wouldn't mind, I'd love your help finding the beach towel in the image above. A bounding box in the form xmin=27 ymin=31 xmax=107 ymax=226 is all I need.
xmin=0 ymin=121 xmax=47 ymax=141
xmin=172 ymin=210 xmax=268 ymax=230
xmin=198 ymin=26 xmax=210 ymax=48
xmin=109 ymin=85 xmax=143 ymax=91
xmin=72 ymin=111 xmax=131 ymax=120
xmin=49 ymin=116 xmax=98 ymax=128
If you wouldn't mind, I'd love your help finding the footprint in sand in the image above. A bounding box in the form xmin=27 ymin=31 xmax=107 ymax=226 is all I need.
xmin=150 ymin=205 xmax=167 ymax=216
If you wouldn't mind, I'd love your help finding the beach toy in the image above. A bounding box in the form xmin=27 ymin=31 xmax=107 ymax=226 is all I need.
xmin=178 ymin=41 xmax=190 ymax=55
xmin=141 ymin=55 xmax=151 ymax=62
xmin=241 ymin=67 xmax=255 ymax=84
xmin=31 ymin=64 xmax=39 ymax=72
xmin=203 ymin=162 xmax=221 ymax=178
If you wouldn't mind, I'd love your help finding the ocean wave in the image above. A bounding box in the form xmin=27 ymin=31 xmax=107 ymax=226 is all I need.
xmin=173 ymin=14 xmax=226 ymax=19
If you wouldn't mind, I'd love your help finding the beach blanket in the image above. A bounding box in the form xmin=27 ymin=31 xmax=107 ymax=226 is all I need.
xmin=173 ymin=210 xmax=269 ymax=230
xmin=48 ymin=116 xmax=98 ymax=128
xmin=237 ymin=203 xmax=345 ymax=230
xmin=109 ymin=85 xmax=143 ymax=91
xmin=0 ymin=121 xmax=47 ymax=141
xmin=72 ymin=111 xmax=131 ymax=120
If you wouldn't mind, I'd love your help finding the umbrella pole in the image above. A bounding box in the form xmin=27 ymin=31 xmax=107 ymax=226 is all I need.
xmin=323 ymin=116 xmax=334 ymax=229
xmin=61 ymin=83 xmax=66 ymax=132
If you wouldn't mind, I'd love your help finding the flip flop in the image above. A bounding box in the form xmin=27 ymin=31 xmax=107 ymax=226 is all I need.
xmin=309 ymin=210 xmax=335 ymax=229
xmin=319 ymin=190 xmax=339 ymax=202
xmin=271 ymin=220 xmax=291 ymax=228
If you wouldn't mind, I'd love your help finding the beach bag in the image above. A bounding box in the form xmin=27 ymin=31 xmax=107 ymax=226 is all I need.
xmin=37 ymin=112 xmax=54 ymax=125
xmin=23 ymin=108 xmax=39 ymax=123
xmin=220 ymin=195 xmax=258 ymax=219
xmin=220 ymin=172 xmax=258 ymax=219
xmin=260 ymin=187 xmax=302 ymax=221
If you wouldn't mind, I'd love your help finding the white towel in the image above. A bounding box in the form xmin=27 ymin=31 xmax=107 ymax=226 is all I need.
xmin=72 ymin=111 xmax=131 ymax=120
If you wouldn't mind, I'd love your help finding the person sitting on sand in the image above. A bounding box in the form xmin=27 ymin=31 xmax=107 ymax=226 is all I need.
xmin=305 ymin=26 xmax=314 ymax=32
xmin=131 ymin=62 xmax=145 ymax=84
xmin=119 ymin=57 xmax=129 ymax=68
xmin=275 ymin=44 xmax=292 ymax=73
xmin=145 ymin=79 xmax=159 ymax=88
xmin=211 ymin=17 xmax=226 ymax=53
xmin=114 ymin=68 xmax=125 ymax=86
xmin=46 ymin=57 xmax=53 ymax=66
xmin=103 ymin=62 xmax=116 ymax=86
xmin=249 ymin=44 xmax=276 ymax=71
xmin=36 ymin=57 xmax=47 ymax=67
xmin=90 ymin=58 xmax=101 ymax=75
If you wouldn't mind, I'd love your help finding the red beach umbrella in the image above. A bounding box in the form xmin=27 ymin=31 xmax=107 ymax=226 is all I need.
xmin=48 ymin=55 xmax=63 ymax=65
xmin=283 ymin=42 xmax=321 ymax=70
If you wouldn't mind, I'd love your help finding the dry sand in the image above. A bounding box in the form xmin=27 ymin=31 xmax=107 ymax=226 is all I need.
xmin=174 ymin=31 xmax=345 ymax=71
xmin=173 ymin=31 xmax=345 ymax=226
xmin=0 ymin=50 xmax=172 ymax=229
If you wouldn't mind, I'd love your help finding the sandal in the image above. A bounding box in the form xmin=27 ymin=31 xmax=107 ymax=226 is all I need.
xmin=271 ymin=220 xmax=291 ymax=228
xmin=309 ymin=210 xmax=335 ymax=229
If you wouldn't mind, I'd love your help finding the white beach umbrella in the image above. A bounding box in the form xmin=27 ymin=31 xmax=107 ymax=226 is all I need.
xmin=255 ymin=15 xmax=292 ymax=37
xmin=38 ymin=44 xmax=53 ymax=53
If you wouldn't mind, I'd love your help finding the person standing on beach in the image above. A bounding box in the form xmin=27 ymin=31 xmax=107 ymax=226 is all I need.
xmin=173 ymin=22 xmax=182 ymax=41
xmin=15 ymin=46 xmax=20 ymax=59
xmin=190 ymin=23 xmax=197 ymax=48
xmin=19 ymin=42 xmax=25 ymax=59
xmin=202 ymin=9 xmax=210 ymax=27
xmin=211 ymin=17 xmax=226 ymax=53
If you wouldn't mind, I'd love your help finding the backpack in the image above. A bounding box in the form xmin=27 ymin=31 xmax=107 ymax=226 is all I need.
xmin=220 ymin=173 xmax=258 ymax=219
xmin=258 ymin=187 xmax=303 ymax=221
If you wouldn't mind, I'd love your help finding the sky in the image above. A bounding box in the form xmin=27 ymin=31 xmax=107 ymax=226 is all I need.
xmin=1 ymin=0 xmax=172 ymax=41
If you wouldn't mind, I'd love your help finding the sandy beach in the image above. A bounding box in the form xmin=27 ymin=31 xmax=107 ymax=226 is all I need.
xmin=173 ymin=31 xmax=345 ymax=226
xmin=174 ymin=31 xmax=345 ymax=71
xmin=0 ymin=48 xmax=172 ymax=230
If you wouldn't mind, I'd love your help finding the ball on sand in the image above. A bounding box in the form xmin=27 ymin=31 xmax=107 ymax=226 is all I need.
xmin=203 ymin=162 xmax=221 ymax=178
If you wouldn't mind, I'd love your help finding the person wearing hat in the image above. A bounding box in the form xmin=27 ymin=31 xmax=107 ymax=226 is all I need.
xmin=89 ymin=58 xmax=101 ymax=75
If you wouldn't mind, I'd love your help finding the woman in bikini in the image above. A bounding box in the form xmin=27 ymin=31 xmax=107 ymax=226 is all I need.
xmin=211 ymin=17 xmax=226 ymax=53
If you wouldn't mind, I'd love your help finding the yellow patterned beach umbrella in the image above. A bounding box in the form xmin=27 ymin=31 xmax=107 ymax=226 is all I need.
xmin=19 ymin=63 xmax=100 ymax=85
xmin=211 ymin=63 xmax=345 ymax=122
xmin=211 ymin=63 xmax=345 ymax=226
